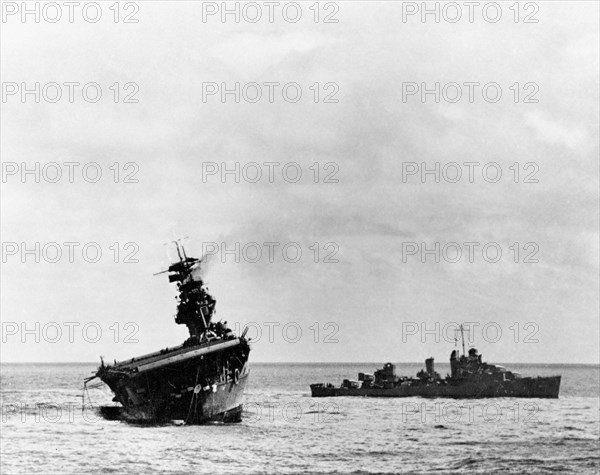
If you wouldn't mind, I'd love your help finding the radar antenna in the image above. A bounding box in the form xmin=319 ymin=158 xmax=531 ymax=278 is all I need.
xmin=151 ymin=238 xmax=215 ymax=342
xmin=454 ymin=324 xmax=467 ymax=357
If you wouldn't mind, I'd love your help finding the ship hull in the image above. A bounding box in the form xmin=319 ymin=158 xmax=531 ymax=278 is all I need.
xmin=97 ymin=338 xmax=251 ymax=424
xmin=101 ymin=373 xmax=248 ymax=424
xmin=311 ymin=376 xmax=561 ymax=399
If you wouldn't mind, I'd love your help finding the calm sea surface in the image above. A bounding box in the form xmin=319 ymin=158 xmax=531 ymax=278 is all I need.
xmin=1 ymin=363 xmax=598 ymax=474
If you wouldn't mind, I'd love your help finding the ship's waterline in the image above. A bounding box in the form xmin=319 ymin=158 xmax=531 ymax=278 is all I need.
xmin=311 ymin=330 xmax=561 ymax=399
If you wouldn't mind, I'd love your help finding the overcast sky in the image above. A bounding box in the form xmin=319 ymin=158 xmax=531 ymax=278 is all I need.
xmin=1 ymin=1 xmax=598 ymax=364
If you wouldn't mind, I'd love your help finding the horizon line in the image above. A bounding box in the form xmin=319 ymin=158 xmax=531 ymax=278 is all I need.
xmin=1 ymin=361 xmax=599 ymax=366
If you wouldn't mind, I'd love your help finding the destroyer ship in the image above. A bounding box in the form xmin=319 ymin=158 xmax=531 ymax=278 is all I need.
xmin=311 ymin=327 xmax=560 ymax=399
xmin=85 ymin=242 xmax=251 ymax=424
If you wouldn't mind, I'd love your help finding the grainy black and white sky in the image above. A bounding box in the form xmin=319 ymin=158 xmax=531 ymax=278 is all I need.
xmin=1 ymin=1 xmax=598 ymax=363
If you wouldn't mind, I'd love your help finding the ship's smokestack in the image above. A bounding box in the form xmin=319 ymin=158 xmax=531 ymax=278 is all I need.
xmin=450 ymin=350 xmax=458 ymax=378
xmin=426 ymin=357 xmax=434 ymax=375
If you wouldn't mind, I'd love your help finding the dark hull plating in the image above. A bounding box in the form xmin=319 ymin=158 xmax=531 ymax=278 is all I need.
xmin=311 ymin=375 xmax=561 ymax=399
xmin=101 ymin=374 xmax=248 ymax=423
xmin=98 ymin=339 xmax=250 ymax=424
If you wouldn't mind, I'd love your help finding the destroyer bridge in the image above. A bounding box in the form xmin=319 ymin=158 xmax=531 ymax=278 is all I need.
xmin=311 ymin=325 xmax=561 ymax=399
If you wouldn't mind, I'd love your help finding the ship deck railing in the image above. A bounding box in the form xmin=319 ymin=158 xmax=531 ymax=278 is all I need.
xmin=108 ymin=337 xmax=242 ymax=373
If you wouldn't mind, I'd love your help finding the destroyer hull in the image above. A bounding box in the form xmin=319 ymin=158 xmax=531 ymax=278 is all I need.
xmin=311 ymin=375 xmax=561 ymax=399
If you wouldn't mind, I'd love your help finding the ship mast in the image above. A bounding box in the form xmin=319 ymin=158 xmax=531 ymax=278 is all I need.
xmin=153 ymin=240 xmax=216 ymax=343
xmin=460 ymin=324 xmax=466 ymax=357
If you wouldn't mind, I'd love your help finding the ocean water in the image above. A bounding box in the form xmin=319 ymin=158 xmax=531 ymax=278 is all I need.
xmin=1 ymin=363 xmax=598 ymax=474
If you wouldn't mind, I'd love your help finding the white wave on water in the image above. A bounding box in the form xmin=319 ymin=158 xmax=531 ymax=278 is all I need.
xmin=1 ymin=363 xmax=598 ymax=474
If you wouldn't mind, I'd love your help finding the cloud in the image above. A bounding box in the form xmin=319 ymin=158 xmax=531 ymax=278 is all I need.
xmin=524 ymin=110 xmax=589 ymax=151
xmin=1 ymin=1 xmax=598 ymax=363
